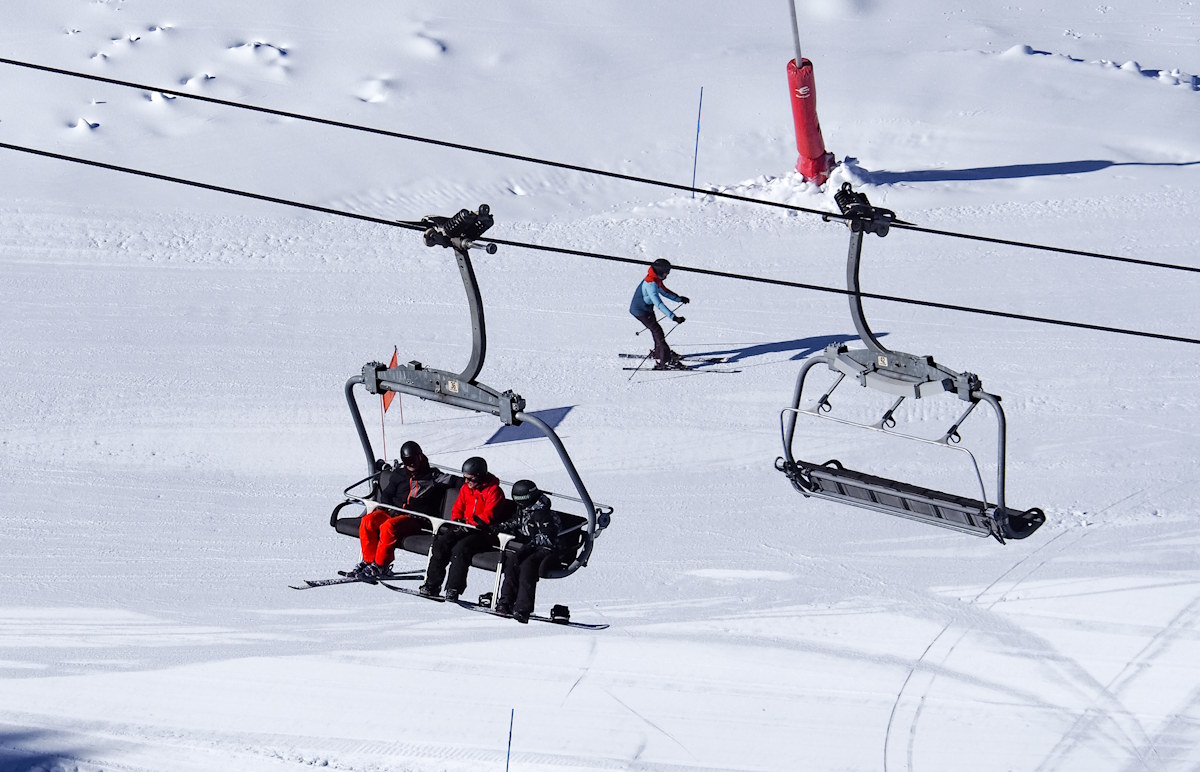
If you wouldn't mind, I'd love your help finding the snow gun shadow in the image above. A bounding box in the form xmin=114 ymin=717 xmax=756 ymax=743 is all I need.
xmin=856 ymin=158 xmax=1200 ymax=185
xmin=689 ymin=333 xmax=886 ymax=364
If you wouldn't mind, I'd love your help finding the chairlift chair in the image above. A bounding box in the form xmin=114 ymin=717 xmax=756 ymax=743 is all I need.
xmin=328 ymin=205 xmax=611 ymax=590
xmin=775 ymin=185 xmax=1045 ymax=544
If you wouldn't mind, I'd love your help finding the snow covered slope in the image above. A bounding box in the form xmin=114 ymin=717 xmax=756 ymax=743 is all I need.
xmin=1 ymin=1 xmax=1199 ymax=770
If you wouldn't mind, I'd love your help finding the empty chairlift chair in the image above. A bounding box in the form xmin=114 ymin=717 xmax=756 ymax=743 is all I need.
xmin=775 ymin=185 xmax=1045 ymax=544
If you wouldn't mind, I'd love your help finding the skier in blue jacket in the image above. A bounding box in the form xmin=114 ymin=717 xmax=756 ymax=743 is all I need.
xmin=629 ymin=258 xmax=690 ymax=369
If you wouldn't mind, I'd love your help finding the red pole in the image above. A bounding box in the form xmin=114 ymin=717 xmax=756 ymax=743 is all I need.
xmin=786 ymin=2 xmax=835 ymax=185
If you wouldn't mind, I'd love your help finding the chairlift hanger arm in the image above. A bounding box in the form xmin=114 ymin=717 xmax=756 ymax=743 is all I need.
xmin=409 ymin=204 xmax=497 ymax=383
xmin=828 ymin=184 xmax=986 ymax=402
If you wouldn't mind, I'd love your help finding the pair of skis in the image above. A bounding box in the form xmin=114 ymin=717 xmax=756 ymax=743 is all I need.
xmin=288 ymin=569 xmax=423 ymax=589
xmin=619 ymin=352 xmax=741 ymax=374
xmin=290 ymin=572 xmax=607 ymax=629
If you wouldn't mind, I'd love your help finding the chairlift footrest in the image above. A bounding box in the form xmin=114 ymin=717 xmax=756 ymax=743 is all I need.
xmin=777 ymin=458 xmax=1045 ymax=542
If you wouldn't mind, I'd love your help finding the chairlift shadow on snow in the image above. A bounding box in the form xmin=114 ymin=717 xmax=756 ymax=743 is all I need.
xmin=0 ymin=728 xmax=84 ymax=771
xmin=485 ymin=406 xmax=573 ymax=445
xmin=686 ymin=332 xmax=887 ymax=364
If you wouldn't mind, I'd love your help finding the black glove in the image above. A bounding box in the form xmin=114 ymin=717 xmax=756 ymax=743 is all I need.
xmin=680 ymin=296 xmax=690 ymax=304
xmin=673 ymin=316 xmax=686 ymax=324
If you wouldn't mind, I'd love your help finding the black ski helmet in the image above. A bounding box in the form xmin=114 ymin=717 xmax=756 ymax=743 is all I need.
xmin=462 ymin=456 xmax=488 ymax=477
xmin=399 ymin=441 xmax=423 ymax=462
xmin=511 ymin=479 xmax=540 ymax=504
xmin=651 ymin=258 xmax=672 ymax=276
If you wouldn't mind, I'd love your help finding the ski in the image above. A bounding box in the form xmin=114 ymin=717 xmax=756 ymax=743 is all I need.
xmin=337 ymin=569 xmax=422 ymax=580
xmin=454 ymin=600 xmax=609 ymax=630
xmin=619 ymin=353 xmax=729 ymax=364
xmin=289 ymin=571 xmax=422 ymax=590
xmin=378 ymin=581 xmax=446 ymax=602
xmin=622 ymin=365 xmax=741 ymax=374
xmin=290 ymin=576 xmax=363 ymax=590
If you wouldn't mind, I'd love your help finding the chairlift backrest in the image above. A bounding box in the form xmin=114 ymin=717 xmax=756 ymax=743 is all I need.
xmin=440 ymin=476 xmax=463 ymax=519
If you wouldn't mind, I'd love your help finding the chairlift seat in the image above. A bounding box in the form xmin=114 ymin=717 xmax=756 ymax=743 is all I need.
xmin=778 ymin=457 xmax=1043 ymax=542
xmin=330 ymin=473 xmax=594 ymax=576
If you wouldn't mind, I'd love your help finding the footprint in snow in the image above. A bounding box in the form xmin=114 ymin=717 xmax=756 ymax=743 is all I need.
xmin=403 ymin=31 xmax=449 ymax=59
xmin=180 ymin=72 xmax=216 ymax=88
xmin=227 ymin=40 xmax=290 ymax=66
xmin=354 ymin=77 xmax=393 ymax=104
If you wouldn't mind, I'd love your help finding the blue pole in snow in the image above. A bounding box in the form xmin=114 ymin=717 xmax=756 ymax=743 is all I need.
xmin=691 ymin=86 xmax=704 ymax=198
xmin=505 ymin=708 xmax=514 ymax=771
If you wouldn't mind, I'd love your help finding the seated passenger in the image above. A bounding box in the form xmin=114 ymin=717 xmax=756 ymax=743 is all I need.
xmin=493 ymin=479 xmax=562 ymax=623
xmin=419 ymin=456 xmax=504 ymax=601
xmin=350 ymin=441 xmax=453 ymax=581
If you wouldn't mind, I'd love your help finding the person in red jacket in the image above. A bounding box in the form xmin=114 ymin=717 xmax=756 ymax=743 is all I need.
xmin=351 ymin=440 xmax=453 ymax=581
xmin=419 ymin=456 xmax=505 ymax=601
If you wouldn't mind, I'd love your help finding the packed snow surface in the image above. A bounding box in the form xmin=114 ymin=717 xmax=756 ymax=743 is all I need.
xmin=2 ymin=1 xmax=1200 ymax=770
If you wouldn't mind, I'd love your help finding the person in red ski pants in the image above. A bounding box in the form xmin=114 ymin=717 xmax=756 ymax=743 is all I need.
xmin=352 ymin=440 xmax=453 ymax=581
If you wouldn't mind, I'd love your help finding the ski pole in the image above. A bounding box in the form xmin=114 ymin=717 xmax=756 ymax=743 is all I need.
xmin=627 ymin=318 xmax=684 ymax=381
xmin=634 ymin=303 xmax=684 ymax=336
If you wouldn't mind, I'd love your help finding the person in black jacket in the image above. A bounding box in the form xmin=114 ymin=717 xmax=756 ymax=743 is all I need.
xmin=492 ymin=479 xmax=562 ymax=623
xmin=351 ymin=441 xmax=453 ymax=580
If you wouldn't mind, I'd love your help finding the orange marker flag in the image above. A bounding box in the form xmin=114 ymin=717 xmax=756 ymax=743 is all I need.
xmin=382 ymin=346 xmax=399 ymax=412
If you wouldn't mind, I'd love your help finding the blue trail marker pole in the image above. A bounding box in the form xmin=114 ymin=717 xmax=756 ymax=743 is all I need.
xmin=505 ymin=708 xmax=514 ymax=772
xmin=691 ymin=86 xmax=704 ymax=198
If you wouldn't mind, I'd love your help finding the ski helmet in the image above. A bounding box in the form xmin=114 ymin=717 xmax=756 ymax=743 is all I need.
xmin=511 ymin=479 xmax=540 ymax=504
xmin=651 ymin=258 xmax=672 ymax=276
xmin=462 ymin=456 xmax=488 ymax=477
xmin=399 ymin=441 xmax=423 ymax=462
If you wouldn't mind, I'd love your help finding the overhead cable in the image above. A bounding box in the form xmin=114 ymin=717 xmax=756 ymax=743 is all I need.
xmin=2 ymin=139 xmax=1196 ymax=347
xmin=1 ymin=55 xmax=1197 ymax=276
